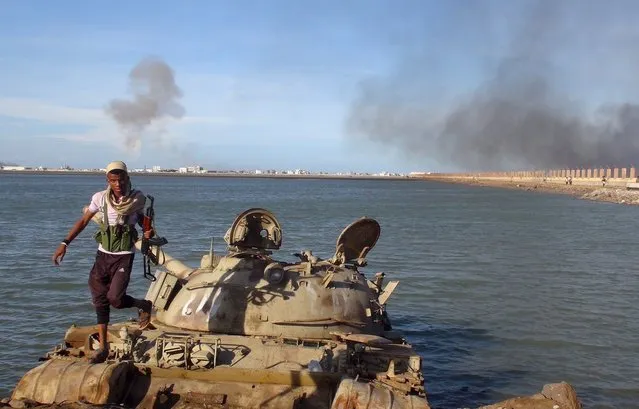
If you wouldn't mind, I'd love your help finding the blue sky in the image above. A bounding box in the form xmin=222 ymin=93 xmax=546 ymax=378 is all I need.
xmin=2 ymin=1 xmax=639 ymax=172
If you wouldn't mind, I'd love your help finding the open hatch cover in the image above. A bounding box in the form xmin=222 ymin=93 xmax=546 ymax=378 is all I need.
xmin=331 ymin=217 xmax=380 ymax=264
xmin=225 ymin=208 xmax=282 ymax=250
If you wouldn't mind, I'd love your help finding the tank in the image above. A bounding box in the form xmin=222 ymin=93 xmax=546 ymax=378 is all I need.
xmin=8 ymin=208 xmax=431 ymax=409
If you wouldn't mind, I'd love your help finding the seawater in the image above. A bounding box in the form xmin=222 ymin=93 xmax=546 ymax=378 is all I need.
xmin=0 ymin=174 xmax=637 ymax=409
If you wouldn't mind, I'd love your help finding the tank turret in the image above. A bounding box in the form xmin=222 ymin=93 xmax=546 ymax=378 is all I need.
xmin=8 ymin=208 xmax=429 ymax=409
xmin=149 ymin=208 xmax=393 ymax=340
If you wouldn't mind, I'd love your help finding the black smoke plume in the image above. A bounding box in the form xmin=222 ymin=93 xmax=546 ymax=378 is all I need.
xmin=106 ymin=57 xmax=185 ymax=150
xmin=346 ymin=1 xmax=639 ymax=171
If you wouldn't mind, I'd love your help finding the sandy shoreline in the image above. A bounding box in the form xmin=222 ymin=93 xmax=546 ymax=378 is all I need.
xmin=424 ymin=176 xmax=639 ymax=206
xmin=4 ymin=169 xmax=638 ymax=205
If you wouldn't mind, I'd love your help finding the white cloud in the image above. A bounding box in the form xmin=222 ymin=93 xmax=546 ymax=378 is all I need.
xmin=0 ymin=97 xmax=108 ymax=125
xmin=0 ymin=96 xmax=231 ymax=135
xmin=0 ymin=96 xmax=241 ymax=169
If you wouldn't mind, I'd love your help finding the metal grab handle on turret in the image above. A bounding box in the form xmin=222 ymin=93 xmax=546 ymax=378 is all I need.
xmin=160 ymin=283 xmax=173 ymax=300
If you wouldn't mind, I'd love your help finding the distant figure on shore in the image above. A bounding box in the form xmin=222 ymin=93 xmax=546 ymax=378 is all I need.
xmin=565 ymin=176 xmax=569 ymax=185
xmin=602 ymin=176 xmax=607 ymax=187
xmin=568 ymin=176 xmax=573 ymax=185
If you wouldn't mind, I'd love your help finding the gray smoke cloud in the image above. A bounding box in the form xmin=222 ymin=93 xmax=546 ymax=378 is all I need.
xmin=346 ymin=1 xmax=639 ymax=171
xmin=106 ymin=57 xmax=185 ymax=150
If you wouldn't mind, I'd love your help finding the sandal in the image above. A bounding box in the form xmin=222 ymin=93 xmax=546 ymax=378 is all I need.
xmin=88 ymin=348 xmax=109 ymax=364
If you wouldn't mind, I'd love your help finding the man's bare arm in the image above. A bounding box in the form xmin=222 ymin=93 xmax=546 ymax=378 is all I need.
xmin=52 ymin=210 xmax=98 ymax=265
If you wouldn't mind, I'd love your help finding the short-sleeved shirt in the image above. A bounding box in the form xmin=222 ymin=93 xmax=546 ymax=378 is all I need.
xmin=88 ymin=190 xmax=142 ymax=255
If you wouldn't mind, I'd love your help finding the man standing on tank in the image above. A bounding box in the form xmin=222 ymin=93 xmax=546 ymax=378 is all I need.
xmin=52 ymin=160 xmax=154 ymax=364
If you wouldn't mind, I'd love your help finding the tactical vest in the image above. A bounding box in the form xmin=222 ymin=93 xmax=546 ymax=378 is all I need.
xmin=94 ymin=194 xmax=139 ymax=252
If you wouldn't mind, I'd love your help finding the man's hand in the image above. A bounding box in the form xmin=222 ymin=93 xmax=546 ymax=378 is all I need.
xmin=53 ymin=244 xmax=67 ymax=265
xmin=52 ymin=210 xmax=95 ymax=266
xmin=143 ymin=229 xmax=155 ymax=240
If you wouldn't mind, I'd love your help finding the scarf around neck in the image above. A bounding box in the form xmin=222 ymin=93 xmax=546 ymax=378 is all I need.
xmin=104 ymin=184 xmax=146 ymax=225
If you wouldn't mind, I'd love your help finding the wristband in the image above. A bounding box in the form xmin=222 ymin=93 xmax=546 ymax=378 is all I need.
xmin=62 ymin=239 xmax=70 ymax=246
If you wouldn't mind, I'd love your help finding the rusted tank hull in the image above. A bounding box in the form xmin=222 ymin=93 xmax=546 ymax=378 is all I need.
xmin=11 ymin=360 xmax=132 ymax=405
xmin=10 ymin=359 xmax=427 ymax=409
xmin=331 ymin=379 xmax=430 ymax=409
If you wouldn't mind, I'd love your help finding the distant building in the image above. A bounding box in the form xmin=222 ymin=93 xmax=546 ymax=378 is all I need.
xmin=177 ymin=165 xmax=206 ymax=173
xmin=187 ymin=165 xmax=206 ymax=173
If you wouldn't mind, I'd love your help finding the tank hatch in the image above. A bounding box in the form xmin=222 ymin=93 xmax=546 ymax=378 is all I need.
xmin=331 ymin=217 xmax=380 ymax=265
xmin=225 ymin=208 xmax=282 ymax=250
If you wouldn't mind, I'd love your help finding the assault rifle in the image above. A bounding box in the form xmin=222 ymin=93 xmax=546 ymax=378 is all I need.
xmin=141 ymin=195 xmax=168 ymax=281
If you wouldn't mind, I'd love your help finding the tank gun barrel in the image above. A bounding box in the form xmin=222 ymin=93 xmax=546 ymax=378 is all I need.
xmin=132 ymin=239 xmax=194 ymax=278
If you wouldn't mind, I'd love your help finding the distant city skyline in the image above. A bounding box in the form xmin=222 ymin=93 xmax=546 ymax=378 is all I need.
xmin=2 ymin=2 xmax=639 ymax=173
xmin=0 ymin=160 xmax=410 ymax=177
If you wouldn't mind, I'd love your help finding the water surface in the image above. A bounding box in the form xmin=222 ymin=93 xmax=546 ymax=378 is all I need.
xmin=0 ymin=174 xmax=637 ymax=408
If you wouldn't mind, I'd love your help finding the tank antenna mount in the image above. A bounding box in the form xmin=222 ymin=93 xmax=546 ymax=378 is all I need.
xmin=209 ymin=237 xmax=215 ymax=268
